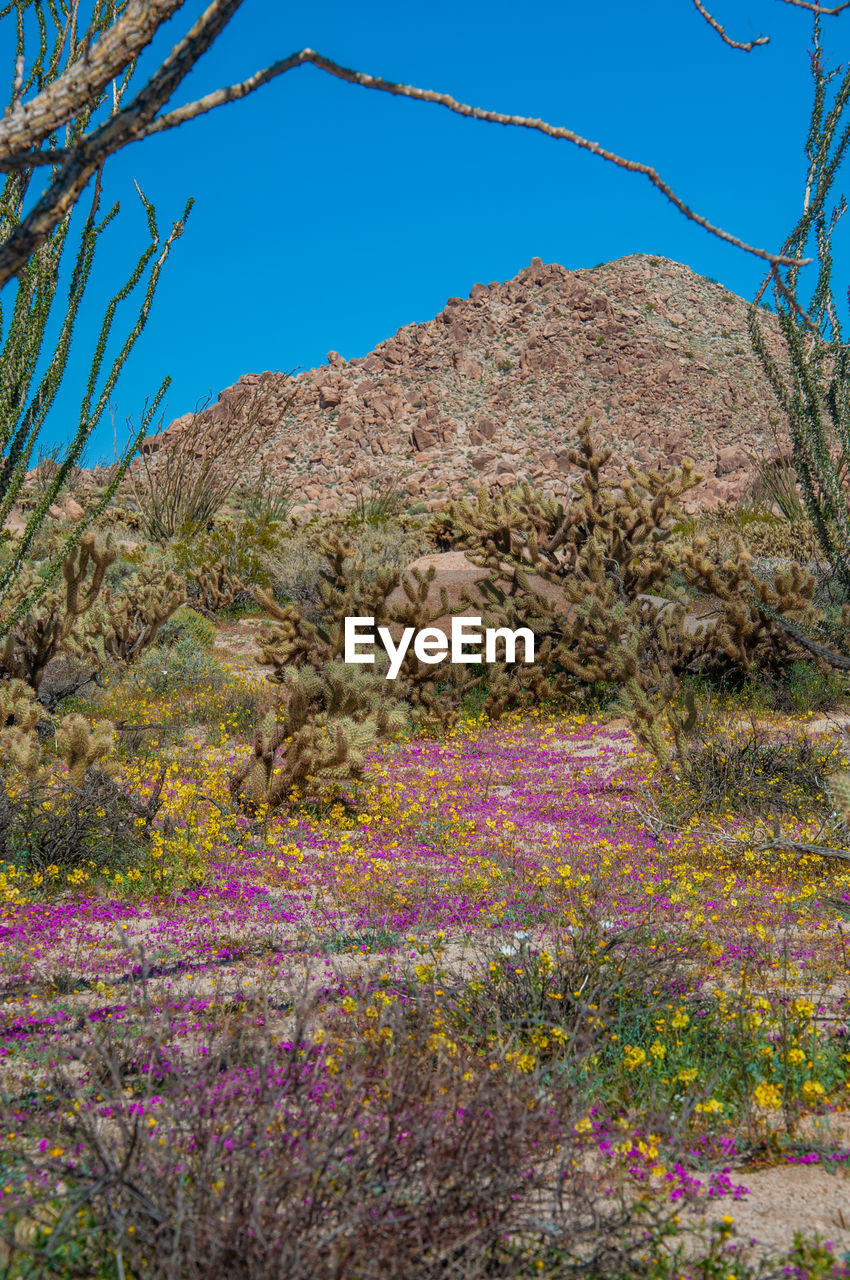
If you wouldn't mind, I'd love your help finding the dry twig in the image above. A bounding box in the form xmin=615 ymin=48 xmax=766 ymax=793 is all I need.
xmin=690 ymin=0 xmax=770 ymax=50
xmin=0 ymin=5 xmax=819 ymax=287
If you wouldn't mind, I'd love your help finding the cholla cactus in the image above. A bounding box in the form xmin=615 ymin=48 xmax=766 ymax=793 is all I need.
xmin=56 ymin=714 xmax=117 ymax=787
xmin=0 ymin=678 xmax=41 ymax=732
xmin=0 ymin=534 xmax=117 ymax=690
xmin=679 ymin=540 xmax=819 ymax=675
xmin=253 ymin=595 xmax=331 ymax=675
xmin=440 ymin=417 xmax=700 ymax=597
xmin=0 ymin=724 xmax=44 ymax=783
xmin=255 ymin=528 xmax=403 ymax=673
xmin=191 ymin=561 xmax=246 ymax=614
xmin=230 ymin=664 xmax=406 ymax=811
xmin=254 ymin=527 xmax=483 ymax=728
xmin=0 ymin=689 xmax=118 ymax=795
xmin=73 ymin=560 xmax=186 ymax=664
xmin=437 ymin=418 xmax=705 ymax=738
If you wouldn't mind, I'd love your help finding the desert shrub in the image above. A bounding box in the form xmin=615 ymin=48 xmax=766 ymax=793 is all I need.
xmin=237 ymin=463 xmax=293 ymax=527
xmin=650 ymin=712 xmax=842 ymax=823
xmin=0 ymin=764 xmax=162 ymax=876
xmin=448 ymin=928 xmax=850 ymax=1154
xmin=751 ymin=454 xmax=807 ymax=522
xmin=769 ymin=658 xmax=847 ymax=714
xmin=91 ymin=655 xmax=266 ymax=751
xmin=680 ymin=658 xmax=846 ymax=717
xmin=130 ymin=379 xmax=294 ymax=541
xmin=131 ymin=637 xmax=225 ymax=696
xmin=0 ymin=981 xmax=682 ymax=1280
xmin=683 ymin=731 xmax=836 ymax=818
xmin=450 ymin=922 xmax=704 ymax=1076
xmin=26 ymin=653 xmax=105 ymax=714
xmin=264 ymin=532 xmax=333 ymax=620
xmin=156 ymin=606 xmax=216 ymax=651
xmin=183 ymin=673 xmax=269 ymax=739
xmin=170 ymin=513 xmax=285 ymax=596
xmin=348 ymin=474 xmax=409 ymax=526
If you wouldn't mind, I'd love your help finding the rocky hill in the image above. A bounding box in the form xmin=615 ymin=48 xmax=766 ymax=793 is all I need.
xmin=145 ymin=253 xmax=790 ymax=519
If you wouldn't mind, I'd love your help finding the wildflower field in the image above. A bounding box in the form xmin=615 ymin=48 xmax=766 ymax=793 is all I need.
xmin=0 ymin=635 xmax=848 ymax=1278
xmin=2 ymin=423 xmax=850 ymax=1277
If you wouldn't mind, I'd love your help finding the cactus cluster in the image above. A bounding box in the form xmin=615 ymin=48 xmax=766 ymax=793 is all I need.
xmin=55 ymin=714 xmax=117 ymax=788
xmin=0 ymin=533 xmax=184 ymax=868
xmin=0 ymin=678 xmax=45 ymax=783
xmin=190 ymin=561 xmax=247 ymax=614
xmin=254 ymin=529 xmax=459 ymax=685
xmin=0 ymin=534 xmax=117 ymax=691
xmin=75 ymin=560 xmax=186 ymax=664
xmin=235 ymin=419 xmax=850 ymax=789
xmin=229 ymin=664 xmax=406 ymax=810
xmin=678 ymin=540 xmax=819 ymax=676
xmin=241 ymin=530 xmax=481 ymax=803
xmin=439 ymin=420 xmax=840 ymax=767
xmin=441 ymin=418 xmax=699 ymax=597
xmin=0 ymin=676 xmax=116 ymax=790
xmin=0 ymin=534 xmax=186 ymax=695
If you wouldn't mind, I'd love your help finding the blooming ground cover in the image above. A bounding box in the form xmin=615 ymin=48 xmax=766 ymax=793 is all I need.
xmin=0 ymin=659 xmax=849 ymax=1277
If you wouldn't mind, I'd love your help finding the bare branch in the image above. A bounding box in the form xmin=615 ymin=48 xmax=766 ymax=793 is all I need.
xmin=777 ymin=0 xmax=850 ymax=13
xmin=0 ymin=148 xmax=70 ymax=173
xmin=0 ymin=5 xmax=824 ymax=287
xmin=140 ymin=47 xmax=809 ymax=272
xmin=689 ymin=0 xmax=770 ymax=50
xmin=753 ymin=836 xmax=850 ymax=861
xmin=0 ymin=0 xmax=245 ymax=285
xmin=0 ymin=0 xmax=188 ymax=155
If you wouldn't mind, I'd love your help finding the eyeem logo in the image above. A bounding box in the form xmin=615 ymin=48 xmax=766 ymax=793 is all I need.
xmin=344 ymin=617 xmax=535 ymax=680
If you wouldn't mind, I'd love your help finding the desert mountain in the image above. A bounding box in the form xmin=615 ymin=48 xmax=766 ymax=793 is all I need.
xmin=147 ymin=253 xmax=789 ymax=518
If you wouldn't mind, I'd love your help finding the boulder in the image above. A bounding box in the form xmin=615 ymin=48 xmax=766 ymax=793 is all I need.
xmin=411 ymin=426 xmax=437 ymax=452
xmin=47 ymin=496 xmax=84 ymax=522
xmin=715 ymin=445 xmax=749 ymax=477
xmin=383 ymin=550 xmax=566 ymax=639
xmin=3 ymin=507 xmax=27 ymax=538
xmin=318 ymin=385 xmax=342 ymax=409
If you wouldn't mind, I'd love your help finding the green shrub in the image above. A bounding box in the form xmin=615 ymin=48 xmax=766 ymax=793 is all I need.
xmin=773 ymin=659 xmax=846 ymax=714
xmin=680 ymin=660 xmax=846 ymax=717
xmin=170 ymin=513 xmax=286 ymax=591
xmin=131 ymin=637 xmax=224 ymax=695
xmin=157 ymin=606 xmax=216 ymax=651
xmin=104 ymin=551 xmax=146 ymax=590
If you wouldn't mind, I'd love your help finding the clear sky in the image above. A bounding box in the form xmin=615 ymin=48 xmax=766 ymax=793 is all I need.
xmin=15 ymin=0 xmax=844 ymax=460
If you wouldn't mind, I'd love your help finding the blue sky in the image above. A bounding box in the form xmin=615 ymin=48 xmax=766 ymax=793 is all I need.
xmin=12 ymin=0 xmax=842 ymax=459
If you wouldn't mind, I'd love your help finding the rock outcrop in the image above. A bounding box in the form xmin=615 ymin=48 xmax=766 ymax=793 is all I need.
xmin=145 ymin=253 xmax=790 ymax=518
